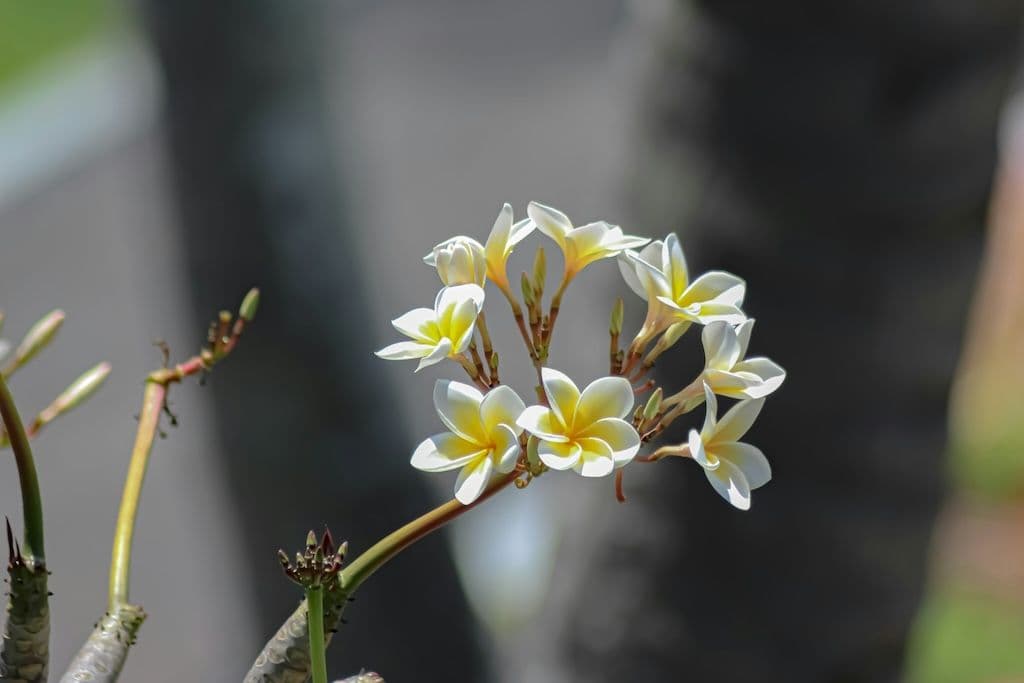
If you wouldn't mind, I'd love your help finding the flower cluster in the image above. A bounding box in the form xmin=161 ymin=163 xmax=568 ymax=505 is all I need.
xmin=376 ymin=202 xmax=785 ymax=509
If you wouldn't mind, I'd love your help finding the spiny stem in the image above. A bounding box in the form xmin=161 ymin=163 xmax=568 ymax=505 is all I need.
xmin=306 ymin=586 xmax=328 ymax=683
xmin=0 ymin=374 xmax=44 ymax=562
xmin=339 ymin=471 xmax=518 ymax=593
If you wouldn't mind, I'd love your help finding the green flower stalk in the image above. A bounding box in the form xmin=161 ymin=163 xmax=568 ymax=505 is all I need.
xmin=60 ymin=289 xmax=258 ymax=683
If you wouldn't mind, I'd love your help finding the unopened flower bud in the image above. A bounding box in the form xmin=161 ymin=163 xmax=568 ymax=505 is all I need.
xmin=643 ymin=388 xmax=663 ymax=421
xmin=12 ymin=309 xmax=65 ymax=370
xmin=532 ymin=247 xmax=546 ymax=297
xmin=48 ymin=362 xmax=111 ymax=419
xmin=610 ymin=297 xmax=624 ymax=336
xmin=239 ymin=288 xmax=260 ymax=322
xmin=489 ymin=351 xmax=499 ymax=372
xmin=520 ymin=272 xmax=535 ymax=307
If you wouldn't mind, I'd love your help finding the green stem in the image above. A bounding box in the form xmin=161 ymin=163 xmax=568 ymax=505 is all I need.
xmin=306 ymin=586 xmax=328 ymax=683
xmin=0 ymin=374 xmax=44 ymax=562
xmin=108 ymin=381 xmax=166 ymax=609
xmin=339 ymin=471 xmax=518 ymax=593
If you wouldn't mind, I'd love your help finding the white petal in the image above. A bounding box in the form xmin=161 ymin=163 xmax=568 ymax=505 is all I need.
xmin=540 ymin=367 xmax=580 ymax=430
xmin=484 ymin=203 xmax=514 ymax=263
xmin=630 ymin=251 xmax=672 ymax=299
xmin=700 ymin=382 xmax=718 ymax=435
xmin=507 ymin=218 xmax=535 ymax=249
xmin=435 ymin=283 xmax=485 ymax=316
xmin=692 ymin=302 xmax=747 ymax=325
xmin=704 ymin=459 xmax=752 ymax=510
xmin=447 ymin=297 xmax=483 ymax=354
xmin=433 ymin=380 xmax=486 ymax=444
xmin=702 ymin=321 xmax=740 ymax=370
xmin=414 ymin=338 xmax=452 ymax=371
xmin=684 ymin=271 xmax=746 ymax=308
xmin=516 ymin=405 xmax=569 ymax=442
xmin=536 ymin=439 xmax=582 ymax=471
xmin=575 ymin=376 xmax=634 ymax=426
xmin=579 ymin=418 xmax=641 ymax=466
xmin=492 ymin=423 xmax=522 ymax=473
xmin=606 ymin=232 xmax=650 ymax=251
xmin=703 ymin=368 xmax=761 ymax=398
xmin=735 ymin=319 xmax=755 ymax=359
xmin=566 ymin=222 xmax=610 ymax=258
xmin=664 ymin=233 xmax=689 ymax=297
xmin=711 ymin=397 xmax=765 ymax=444
xmin=480 ymin=385 xmax=526 ymax=436
xmin=391 ymin=308 xmax=439 ymax=343
xmin=411 ymin=433 xmax=489 ymax=472
xmin=689 ymin=428 xmax=718 ymax=470
xmin=528 ymin=201 xmax=573 ymax=249
xmin=715 ymin=442 xmax=771 ymax=489
xmin=455 ymin=456 xmax=494 ymax=505
xmin=732 ymin=357 xmax=786 ymax=397
xmin=618 ymin=253 xmax=648 ymax=301
xmin=374 ymin=341 xmax=433 ymax=360
xmin=574 ymin=437 xmax=615 ymax=477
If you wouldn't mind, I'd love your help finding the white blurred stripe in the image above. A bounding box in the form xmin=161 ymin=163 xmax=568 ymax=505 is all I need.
xmin=0 ymin=36 xmax=160 ymax=209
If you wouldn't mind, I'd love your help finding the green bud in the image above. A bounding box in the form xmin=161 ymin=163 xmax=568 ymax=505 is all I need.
xmin=0 ymin=310 xmax=5 ymax=334
xmin=13 ymin=309 xmax=65 ymax=370
xmin=643 ymin=388 xmax=663 ymax=421
xmin=239 ymin=287 xmax=260 ymax=322
xmin=49 ymin=362 xmax=111 ymax=418
xmin=489 ymin=351 xmax=499 ymax=372
xmin=306 ymin=530 xmax=318 ymax=548
xmin=520 ymin=272 xmax=535 ymax=307
xmin=532 ymin=247 xmax=546 ymax=297
xmin=610 ymin=297 xmax=624 ymax=336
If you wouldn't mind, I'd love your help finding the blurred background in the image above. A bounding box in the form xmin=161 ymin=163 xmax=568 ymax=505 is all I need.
xmin=1 ymin=1 xmax=1023 ymax=681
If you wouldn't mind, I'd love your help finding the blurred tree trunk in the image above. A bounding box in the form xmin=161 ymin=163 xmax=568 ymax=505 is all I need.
xmin=528 ymin=1 xmax=1024 ymax=681
xmin=141 ymin=2 xmax=484 ymax=680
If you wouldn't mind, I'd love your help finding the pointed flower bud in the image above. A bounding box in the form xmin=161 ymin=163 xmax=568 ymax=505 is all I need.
xmin=520 ymin=272 xmax=535 ymax=308
xmin=643 ymin=388 xmax=663 ymax=421
xmin=239 ymin=288 xmax=260 ymax=322
xmin=10 ymin=309 xmax=64 ymax=372
xmin=610 ymin=297 xmax=624 ymax=336
xmin=532 ymin=247 xmax=546 ymax=298
xmin=41 ymin=362 xmax=111 ymax=426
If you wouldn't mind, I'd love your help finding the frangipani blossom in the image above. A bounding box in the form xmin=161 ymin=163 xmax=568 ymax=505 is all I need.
xmin=424 ymin=236 xmax=487 ymax=286
xmin=527 ymin=202 xmax=649 ymax=277
xmin=484 ymin=202 xmax=534 ymax=291
xmin=517 ymin=368 xmax=641 ymax=477
xmin=674 ymin=320 xmax=786 ymax=410
xmin=619 ymin=233 xmax=746 ymax=338
xmin=688 ymin=384 xmax=771 ymax=510
xmin=411 ymin=380 xmax=526 ymax=504
xmin=375 ymin=284 xmax=485 ymax=371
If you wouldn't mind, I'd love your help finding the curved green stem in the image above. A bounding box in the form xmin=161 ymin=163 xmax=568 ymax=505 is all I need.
xmin=306 ymin=586 xmax=328 ymax=683
xmin=0 ymin=374 xmax=44 ymax=562
xmin=108 ymin=381 xmax=166 ymax=609
xmin=339 ymin=471 xmax=517 ymax=593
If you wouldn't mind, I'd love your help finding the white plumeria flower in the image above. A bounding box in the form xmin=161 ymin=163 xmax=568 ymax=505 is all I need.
xmin=375 ymin=284 xmax=485 ymax=371
xmin=675 ymin=320 xmax=786 ymax=410
xmin=527 ymin=201 xmax=649 ymax=277
xmin=619 ymin=233 xmax=746 ymax=337
xmin=423 ymin=236 xmax=487 ymax=286
xmin=517 ymin=368 xmax=641 ymax=477
xmin=484 ymin=202 xmax=534 ymax=291
xmin=411 ymin=380 xmax=526 ymax=504
xmin=688 ymin=383 xmax=771 ymax=510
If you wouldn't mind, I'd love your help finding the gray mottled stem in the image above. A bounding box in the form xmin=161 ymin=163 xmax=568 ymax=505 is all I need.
xmin=335 ymin=673 xmax=383 ymax=683
xmin=0 ymin=557 xmax=50 ymax=682
xmin=244 ymin=585 xmax=348 ymax=683
xmin=58 ymin=604 xmax=145 ymax=683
